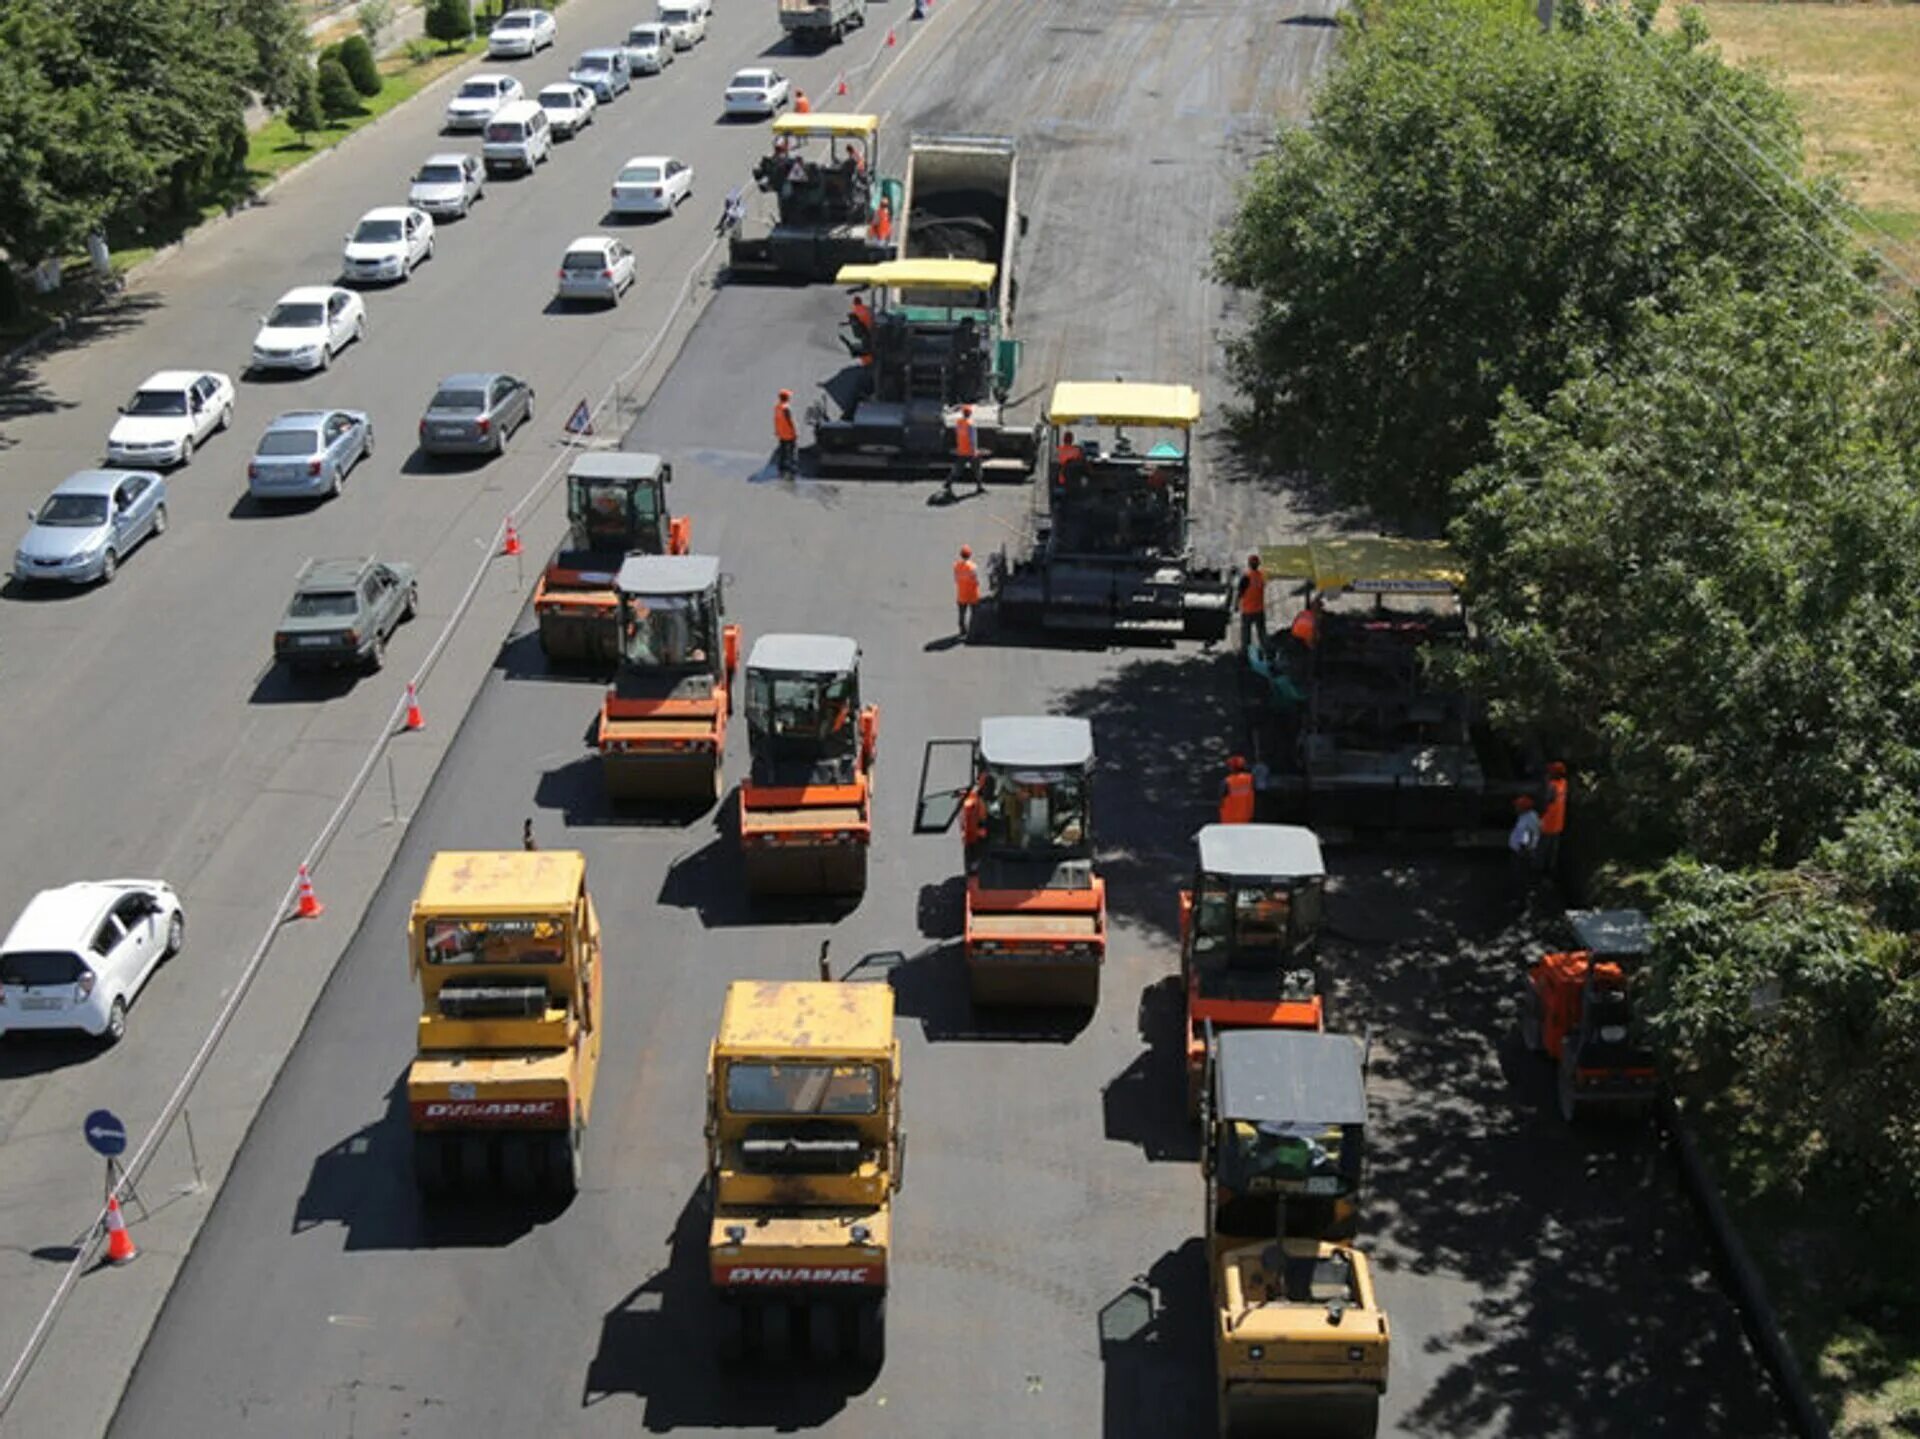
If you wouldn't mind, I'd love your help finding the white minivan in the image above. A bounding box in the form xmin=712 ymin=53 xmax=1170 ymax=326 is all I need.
xmin=482 ymin=100 xmax=553 ymax=176
xmin=625 ymin=21 xmax=675 ymax=73
xmin=658 ymin=0 xmax=709 ymax=49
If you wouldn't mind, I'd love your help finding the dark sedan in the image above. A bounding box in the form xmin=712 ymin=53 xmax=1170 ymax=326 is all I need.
xmin=417 ymin=372 xmax=536 ymax=458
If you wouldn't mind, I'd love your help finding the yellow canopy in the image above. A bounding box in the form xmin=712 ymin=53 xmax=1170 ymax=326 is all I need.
xmin=771 ymin=112 xmax=879 ymax=139
xmin=834 ymin=258 xmax=997 ymax=291
xmin=414 ymin=850 xmax=586 ymax=916
xmin=716 ymin=980 xmax=895 ymax=1061
xmin=1047 ymin=381 xmax=1201 ymax=428
xmin=1259 ymin=538 xmax=1465 ymax=595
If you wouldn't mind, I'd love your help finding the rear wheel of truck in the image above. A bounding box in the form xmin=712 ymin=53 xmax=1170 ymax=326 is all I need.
xmin=855 ymin=1296 xmax=885 ymax=1367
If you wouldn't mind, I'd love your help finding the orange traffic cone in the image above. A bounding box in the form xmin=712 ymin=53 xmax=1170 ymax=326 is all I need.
xmin=294 ymin=864 xmax=325 ymax=920
xmin=103 ymin=1195 xmax=137 ymax=1267
xmin=502 ymin=517 xmax=522 ymax=557
xmin=836 ymin=74 xmax=848 ymax=97
xmin=886 ymin=27 xmax=896 ymax=45
xmin=403 ymin=682 xmax=425 ymax=732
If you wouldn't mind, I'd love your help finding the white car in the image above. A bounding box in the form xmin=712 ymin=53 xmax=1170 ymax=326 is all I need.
xmin=609 ymin=155 xmax=694 ymax=216
xmin=556 ymin=236 xmax=638 ymax=305
xmin=250 ymin=286 xmax=367 ymax=374
xmin=624 ymin=22 xmax=675 ymax=73
xmin=486 ymin=7 xmax=557 ymax=56
xmin=409 ymin=152 xmax=486 ymax=219
xmin=444 ymin=73 xmax=525 ymax=131
xmin=536 ymin=82 xmax=596 ymax=138
xmin=724 ymin=68 xmax=791 ymax=118
xmin=106 ymin=370 xmax=234 ymax=468
xmin=660 ymin=1 xmax=708 ymax=48
xmin=0 ymin=881 xmax=185 ymax=1044
xmin=341 ymin=206 xmax=435 ymax=285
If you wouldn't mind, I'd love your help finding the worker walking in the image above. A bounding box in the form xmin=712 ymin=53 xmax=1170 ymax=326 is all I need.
xmin=943 ymin=404 xmax=984 ymax=499
xmin=953 ymin=544 xmax=981 ymax=639
xmin=1509 ymin=794 xmax=1541 ymax=908
xmin=773 ymin=388 xmax=798 ymax=478
xmin=1539 ymin=761 xmax=1568 ymax=876
xmin=1218 ymin=755 xmax=1256 ymax=825
xmin=1236 ymin=553 xmax=1268 ymax=655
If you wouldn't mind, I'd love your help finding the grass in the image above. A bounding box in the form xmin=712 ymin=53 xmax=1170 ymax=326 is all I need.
xmin=1692 ymin=1 xmax=1920 ymax=272
xmin=1691 ymin=1096 xmax=1920 ymax=1437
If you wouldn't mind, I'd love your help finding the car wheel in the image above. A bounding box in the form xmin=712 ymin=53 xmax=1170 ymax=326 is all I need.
xmin=362 ymin=427 xmax=375 ymax=462
xmin=426 ymin=237 xmax=436 ymax=262
xmin=494 ymin=426 xmax=507 ymax=456
xmin=151 ymin=503 xmax=168 ymax=537
xmin=165 ymin=909 xmax=186 ymax=957
xmin=178 ymin=437 xmax=194 ymax=466
xmin=105 ymin=997 xmax=128 ymax=1044
xmin=329 ymin=465 xmax=344 ymax=498
xmin=218 ymin=405 xmax=232 ymax=432
xmin=99 ymin=548 xmax=119 ymax=584
xmin=364 ymin=633 xmax=386 ymax=674
xmin=318 ymin=342 xmax=331 ymax=371
xmin=403 ymin=584 xmax=419 ymax=621
xmin=355 ymin=316 xmax=367 ymax=345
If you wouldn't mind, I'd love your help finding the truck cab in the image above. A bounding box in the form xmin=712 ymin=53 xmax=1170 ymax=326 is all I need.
xmin=739 ymin=634 xmax=879 ymax=896
xmin=1522 ymin=909 xmax=1658 ymax=1122
xmin=406 ymin=850 xmax=603 ymax=1199
xmin=962 ymin=715 xmax=1105 ymax=1008
xmin=535 ymin=451 xmax=689 ymax=664
xmin=1183 ymin=823 xmax=1327 ymax=1113
xmin=1205 ymin=1028 xmax=1387 ymax=1439
xmin=707 ymin=979 xmax=902 ymax=1365
xmin=597 ymin=554 xmax=739 ymax=803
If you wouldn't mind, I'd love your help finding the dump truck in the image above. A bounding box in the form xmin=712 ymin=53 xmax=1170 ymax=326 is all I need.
xmin=597 ymin=554 xmax=739 ymax=804
xmin=407 ymin=850 xmax=603 ymax=1199
xmin=1244 ymin=538 xmax=1528 ymax=839
xmin=1183 ymin=824 xmax=1327 ymax=1114
xmin=778 ymin=0 xmax=866 ymax=48
xmin=739 ymin=634 xmax=879 ymax=897
xmin=535 ymin=451 xmax=689 ymax=664
xmin=707 ymin=978 xmax=902 ymax=1365
xmin=1521 ymin=909 xmax=1659 ymax=1122
xmin=1204 ymin=1028 xmax=1387 ymax=1438
xmin=992 ymin=380 xmax=1232 ymax=640
xmin=960 ymin=715 xmax=1104 ymax=1007
xmin=728 ymin=113 xmax=900 ymax=281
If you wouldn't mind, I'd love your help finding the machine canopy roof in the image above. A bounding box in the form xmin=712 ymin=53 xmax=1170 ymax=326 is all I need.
xmin=716 ymin=980 xmax=895 ymax=1059
xmin=616 ymin=553 xmax=720 ymax=596
xmin=568 ymin=450 xmax=666 ymax=483
xmin=834 ymin=258 xmax=997 ymax=290
xmin=1197 ymin=824 xmax=1325 ymax=882
xmin=1047 ymin=381 xmax=1201 ymax=428
xmin=416 ymin=850 xmax=586 ymax=915
xmin=747 ymin=632 xmax=860 ymax=676
xmin=771 ymin=112 xmax=879 ymax=138
xmin=979 ymin=715 xmax=1093 ymax=770
xmin=1258 ymin=538 xmax=1465 ymax=596
xmin=1215 ymin=1030 xmax=1367 ymax=1127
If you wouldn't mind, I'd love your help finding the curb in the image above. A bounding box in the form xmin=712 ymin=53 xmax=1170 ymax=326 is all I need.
xmin=1662 ymin=1094 xmax=1830 ymax=1439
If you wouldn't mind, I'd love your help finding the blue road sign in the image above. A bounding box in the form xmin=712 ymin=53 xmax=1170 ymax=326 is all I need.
xmin=565 ymin=399 xmax=594 ymax=436
xmin=84 ymin=1109 xmax=128 ymax=1158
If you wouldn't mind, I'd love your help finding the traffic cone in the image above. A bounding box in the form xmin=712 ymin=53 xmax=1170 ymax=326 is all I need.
xmin=502 ymin=517 xmax=522 ymax=557
xmin=294 ymin=864 xmax=325 ymax=920
xmin=103 ymin=1195 xmax=137 ymax=1267
xmin=836 ymin=73 xmax=848 ymax=97
xmin=404 ymin=682 xmax=425 ymax=732
xmin=886 ymin=27 xmax=896 ymax=45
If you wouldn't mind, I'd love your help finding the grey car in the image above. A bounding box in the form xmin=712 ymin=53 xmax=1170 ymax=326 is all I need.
xmin=569 ymin=49 xmax=630 ymax=102
xmin=248 ymin=410 xmax=374 ymax=502
xmin=417 ymin=372 xmax=535 ymax=458
xmin=13 ymin=469 xmax=169 ymax=586
xmin=408 ymin=153 xmax=486 ymax=219
xmin=273 ymin=556 xmax=418 ymax=673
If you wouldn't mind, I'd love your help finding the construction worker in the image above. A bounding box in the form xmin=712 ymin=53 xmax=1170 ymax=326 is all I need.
xmin=1054 ymin=429 xmax=1084 ymax=485
xmin=773 ymin=388 xmax=798 ymax=478
xmin=848 ymin=292 xmax=875 ymax=359
xmin=1236 ymin=553 xmax=1267 ymax=655
xmin=794 ymin=89 xmax=811 ymax=114
xmin=871 ymin=196 xmax=893 ymax=244
xmin=1509 ymin=794 xmax=1541 ymax=907
xmin=1539 ymin=761 xmax=1568 ymax=875
xmin=1290 ymin=595 xmax=1321 ymax=649
xmin=944 ymin=404 xmax=984 ymax=499
xmin=953 ymin=544 xmax=981 ymax=639
xmin=1218 ymin=755 xmax=1256 ymax=825
xmin=960 ymin=780 xmax=986 ymax=856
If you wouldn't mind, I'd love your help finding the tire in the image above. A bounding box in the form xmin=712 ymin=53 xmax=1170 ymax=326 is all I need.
xmin=403 ymin=584 xmax=418 ymax=621
xmin=318 ymin=342 xmax=331 ymax=371
xmin=1557 ymin=1062 xmax=1582 ymax=1124
xmin=105 ymin=997 xmax=128 ymax=1045
xmin=854 ymin=1296 xmax=885 ymax=1367
xmin=177 ymin=437 xmax=193 ymax=466
xmin=364 ymin=632 xmax=385 ymax=674
xmin=545 ymin=1125 xmax=582 ymax=1197
xmin=716 ymin=1302 xmax=746 ymax=1363
xmin=218 ymin=405 xmax=232 ymax=432
xmin=363 ymin=427 xmax=375 ymax=462
xmin=413 ymin=1133 xmax=453 ymax=1196
xmin=808 ymin=1301 xmax=840 ymax=1363
xmin=501 ymin=1136 xmax=537 ymax=1196
xmin=1518 ymin=987 xmax=1543 ymax=1053
xmin=329 ymin=464 xmax=344 ymax=499
xmin=459 ymin=1135 xmax=492 ymax=1189
xmin=355 ymin=317 xmax=367 ymax=345
xmin=165 ymin=909 xmax=185 ymax=957
xmin=151 ymin=503 xmax=168 ymax=537
xmin=99 ymin=548 xmax=118 ymax=584
xmin=493 ymin=426 xmax=507 ymax=457
xmin=761 ymin=1302 xmax=791 ymax=1361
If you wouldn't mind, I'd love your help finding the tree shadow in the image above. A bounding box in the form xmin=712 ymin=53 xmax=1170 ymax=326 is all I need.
xmin=1098 ymin=1240 xmax=1215 ymax=1439
xmin=0 ymin=293 xmax=164 ymax=445
xmin=1100 ymin=976 xmax=1199 ymax=1163
xmin=582 ymin=1180 xmax=864 ymax=1428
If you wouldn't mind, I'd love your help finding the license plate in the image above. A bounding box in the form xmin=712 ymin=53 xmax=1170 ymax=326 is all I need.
xmin=1304 ymin=1176 xmax=1341 ymax=1195
xmin=296 ymin=636 xmax=334 ymax=647
xmin=435 ymin=426 xmax=465 ymax=438
xmin=22 ymin=997 xmax=63 ymax=1011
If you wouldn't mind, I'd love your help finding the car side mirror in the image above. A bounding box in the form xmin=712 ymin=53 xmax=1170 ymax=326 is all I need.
xmin=26 ymin=509 xmax=36 ymax=524
xmin=116 ymin=404 xmax=128 ymax=415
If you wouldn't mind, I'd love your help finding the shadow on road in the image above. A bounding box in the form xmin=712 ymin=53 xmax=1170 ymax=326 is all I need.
xmin=248 ymin=662 xmax=359 ymax=705
xmin=534 ymin=752 xmax=719 ymax=829
xmin=1098 ymin=1239 xmax=1215 ymax=1439
xmin=0 ymin=293 xmax=163 ymax=448
xmin=1101 ymin=976 xmax=1199 ymax=1163
xmin=0 ymin=1030 xmax=106 ymax=1079
xmin=887 ymin=941 xmax=1092 ymax=1044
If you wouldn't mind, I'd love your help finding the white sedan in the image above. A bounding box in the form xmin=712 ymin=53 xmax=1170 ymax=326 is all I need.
xmin=0 ymin=880 xmax=185 ymax=1044
xmin=444 ymin=73 xmax=526 ymax=131
xmin=341 ymin=206 xmax=435 ymax=285
xmin=250 ymin=286 xmax=367 ymax=374
xmin=555 ymin=236 xmax=637 ymax=306
xmin=537 ymin=82 xmax=597 ymax=138
xmin=105 ymin=370 xmax=234 ymax=468
xmin=609 ymin=155 xmax=694 ymax=216
xmin=487 ymin=8 xmax=557 ymax=56
xmin=724 ymin=68 xmax=791 ymax=119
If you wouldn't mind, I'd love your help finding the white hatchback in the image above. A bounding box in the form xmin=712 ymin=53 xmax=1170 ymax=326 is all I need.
xmin=556 ymin=236 xmax=638 ymax=305
xmin=610 ymin=155 xmax=694 ymax=216
xmin=0 ymin=881 xmax=185 ymax=1044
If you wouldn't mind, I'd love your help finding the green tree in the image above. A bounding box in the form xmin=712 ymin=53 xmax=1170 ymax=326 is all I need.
xmin=316 ymin=55 xmax=360 ymax=120
xmin=1215 ymin=0 xmax=1831 ymax=523
xmin=425 ymin=0 xmax=474 ymax=50
xmin=209 ymin=0 xmax=311 ymax=112
xmin=338 ymin=35 xmax=382 ymax=96
xmin=285 ymin=61 xmax=325 ymax=145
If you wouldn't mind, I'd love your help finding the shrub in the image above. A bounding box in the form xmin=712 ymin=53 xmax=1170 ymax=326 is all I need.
xmin=316 ymin=55 xmax=360 ymax=120
xmin=285 ymin=61 xmax=325 ymax=142
xmin=425 ymin=0 xmax=474 ymax=49
xmin=338 ymin=34 xmax=382 ymax=96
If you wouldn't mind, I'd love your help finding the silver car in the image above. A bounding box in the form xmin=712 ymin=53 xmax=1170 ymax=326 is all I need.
xmin=14 ymin=469 xmax=169 ymax=586
xmin=408 ymin=153 xmax=486 ymax=219
xmin=417 ymin=372 xmax=535 ymax=458
xmin=248 ymin=410 xmax=375 ymax=502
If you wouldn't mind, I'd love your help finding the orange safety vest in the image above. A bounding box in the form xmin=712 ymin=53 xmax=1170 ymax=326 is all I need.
xmin=1290 ymin=606 xmax=1317 ymax=646
xmin=1541 ymin=777 xmax=1568 ymax=836
xmin=954 ymin=415 xmax=976 ymax=458
xmin=773 ymin=400 xmax=797 ymax=442
xmin=851 ymin=298 xmax=874 ymax=331
xmin=954 ymin=558 xmax=980 ymax=605
xmin=1239 ymin=567 xmax=1266 ymax=617
xmin=961 ymin=788 xmax=986 ymax=847
xmin=1055 ymin=443 xmax=1083 ymax=474
xmin=794 ymin=93 xmax=811 ymax=114
xmin=1219 ymin=771 xmax=1256 ymax=824
xmin=872 ymin=201 xmax=892 ymax=242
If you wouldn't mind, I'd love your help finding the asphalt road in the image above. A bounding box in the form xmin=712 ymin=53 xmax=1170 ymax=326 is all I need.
xmin=103 ymin=0 xmax=1791 ymax=1435
xmin=0 ymin=0 xmax=924 ymax=1431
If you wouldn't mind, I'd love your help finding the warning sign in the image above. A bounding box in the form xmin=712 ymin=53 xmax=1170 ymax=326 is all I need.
xmin=565 ymin=399 xmax=594 ymax=436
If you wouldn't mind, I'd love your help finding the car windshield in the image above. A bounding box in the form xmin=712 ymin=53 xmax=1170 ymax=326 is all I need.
xmin=1194 ymin=877 xmax=1322 ymax=957
xmin=1216 ymin=1120 xmax=1351 ymax=1195
xmin=726 ymin=1061 xmax=880 ymax=1116
xmin=458 ymin=81 xmax=501 ymax=99
xmin=621 ymin=592 xmax=714 ymax=669
xmin=730 ymin=72 xmax=763 ymax=88
xmin=415 ymin=164 xmax=464 ymax=184
xmin=430 ymin=389 xmax=486 ymax=412
xmin=978 ymin=766 xmax=1089 ymax=852
xmin=126 ymin=389 xmax=188 ymax=416
xmin=497 ymin=12 xmax=530 ymax=25
xmin=563 ymin=250 xmax=609 ymax=271
xmin=620 ymin=165 xmax=663 ymax=183
xmin=747 ymin=670 xmax=857 ymax=743
xmin=570 ymin=476 xmax=659 ymax=539
xmin=266 ymin=302 xmax=324 ymax=327
xmin=539 ymin=91 xmax=576 ymax=108
xmin=256 ymin=429 xmax=320 ymax=456
xmin=287 ymin=591 xmax=360 ymax=618
xmin=35 ymin=493 xmax=110 ymax=526
xmin=353 ymin=219 xmax=403 ymax=243
xmin=421 ymin=917 xmax=567 ymax=966
xmin=575 ymin=54 xmax=609 ymax=70
xmin=630 ymin=26 xmax=661 ymax=41
xmin=0 ymin=950 xmax=87 ymax=987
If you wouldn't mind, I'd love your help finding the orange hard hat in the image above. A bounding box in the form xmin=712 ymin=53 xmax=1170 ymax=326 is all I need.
xmin=1514 ymin=794 xmax=1534 ymax=811
xmin=778 ymin=388 xmax=792 ymax=400
xmin=1248 ymin=553 xmax=1261 ymax=567
xmin=962 ymin=404 xmax=974 ymax=416
xmin=1548 ymin=760 xmax=1567 ymax=778
xmin=959 ymin=544 xmax=972 ymax=558
xmin=1227 ymin=754 xmax=1247 ymax=772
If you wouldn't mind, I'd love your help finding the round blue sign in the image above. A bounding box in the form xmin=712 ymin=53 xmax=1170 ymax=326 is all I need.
xmin=83 ymin=1109 xmax=128 ymax=1158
